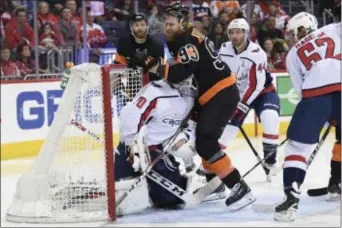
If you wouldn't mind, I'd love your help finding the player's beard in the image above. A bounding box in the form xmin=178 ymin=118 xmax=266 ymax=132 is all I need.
xmin=133 ymin=29 xmax=147 ymax=43
xmin=232 ymin=38 xmax=245 ymax=50
xmin=164 ymin=29 xmax=182 ymax=41
xmin=134 ymin=29 xmax=147 ymax=39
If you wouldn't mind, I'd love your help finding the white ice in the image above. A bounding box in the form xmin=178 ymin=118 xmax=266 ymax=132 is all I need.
xmin=1 ymin=136 xmax=340 ymax=227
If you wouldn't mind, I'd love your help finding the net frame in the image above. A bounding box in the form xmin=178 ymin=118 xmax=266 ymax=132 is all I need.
xmin=5 ymin=63 xmax=146 ymax=223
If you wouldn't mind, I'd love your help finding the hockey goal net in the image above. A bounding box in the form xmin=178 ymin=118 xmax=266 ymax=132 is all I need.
xmin=6 ymin=63 xmax=146 ymax=223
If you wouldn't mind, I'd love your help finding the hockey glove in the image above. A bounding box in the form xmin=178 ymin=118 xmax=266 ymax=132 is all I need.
xmin=230 ymin=102 xmax=250 ymax=127
xmin=128 ymin=55 xmax=160 ymax=74
xmin=127 ymin=55 xmax=145 ymax=70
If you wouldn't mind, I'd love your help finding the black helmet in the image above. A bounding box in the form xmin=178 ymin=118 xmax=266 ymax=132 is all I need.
xmin=165 ymin=3 xmax=190 ymax=20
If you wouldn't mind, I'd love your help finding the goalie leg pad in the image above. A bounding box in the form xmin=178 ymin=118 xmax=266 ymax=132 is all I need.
xmin=116 ymin=177 xmax=150 ymax=215
xmin=147 ymin=150 xmax=188 ymax=208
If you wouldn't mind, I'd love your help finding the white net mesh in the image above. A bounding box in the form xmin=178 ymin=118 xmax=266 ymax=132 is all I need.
xmin=6 ymin=63 xmax=144 ymax=223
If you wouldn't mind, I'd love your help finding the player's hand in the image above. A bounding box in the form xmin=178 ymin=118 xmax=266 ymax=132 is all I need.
xmin=145 ymin=57 xmax=160 ymax=73
xmin=127 ymin=55 xmax=146 ymax=70
xmin=230 ymin=102 xmax=250 ymax=126
xmin=128 ymin=55 xmax=160 ymax=74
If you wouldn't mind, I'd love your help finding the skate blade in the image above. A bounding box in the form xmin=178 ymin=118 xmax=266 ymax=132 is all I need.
xmin=274 ymin=210 xmax=296 ymax=222
xmin=326 ymin=193 xmax=341 ymax=202
xmin=202 ymin=192 xmax=227 ymax=203
xmin=227 ymin=193 xmax=256 ymax=211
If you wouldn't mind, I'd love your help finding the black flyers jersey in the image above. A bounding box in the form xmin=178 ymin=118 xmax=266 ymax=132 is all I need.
xmin=164 ymin=28 xmax=236 ymax=105
xmin=114 ymin=34 xmax=165 ymax=81
xmin=114 ymin=34 xmax=165 ymax=65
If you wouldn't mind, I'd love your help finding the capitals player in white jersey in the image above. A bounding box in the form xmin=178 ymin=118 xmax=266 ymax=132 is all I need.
xmin=273 ymin=12 xmax=341 ymax=221
xmin=219 ymin=18 xmax=280 ymax=181
xmin=115 ymin=77 xmax=196 ymax=211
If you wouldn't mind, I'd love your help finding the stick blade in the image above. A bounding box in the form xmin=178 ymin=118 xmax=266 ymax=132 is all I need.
xmin=307 ymin=187 xmax=328 ymax=197
xmin=188 ymin=176 xmax=222 ymax=206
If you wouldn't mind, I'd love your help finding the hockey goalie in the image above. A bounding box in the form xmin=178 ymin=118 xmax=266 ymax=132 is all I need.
xmin=114 ymin=76 xmax=197 ymax=214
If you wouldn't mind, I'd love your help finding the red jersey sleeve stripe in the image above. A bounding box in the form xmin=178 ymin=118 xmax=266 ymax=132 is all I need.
xmin=241 ymin=64 xmax=257 ymax=104
xmin=137 ymin=99 xmax=158 ymax=132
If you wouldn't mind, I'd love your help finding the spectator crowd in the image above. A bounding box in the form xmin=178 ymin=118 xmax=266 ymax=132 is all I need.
xmin=0 ymin=0 xmax=336 ymax=80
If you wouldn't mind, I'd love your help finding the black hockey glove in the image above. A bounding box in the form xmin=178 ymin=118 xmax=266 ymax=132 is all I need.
xmin=230 ymin=102 xmax=250 ymax=127
xmin=128 ymin=55 xmax=160 ymax=74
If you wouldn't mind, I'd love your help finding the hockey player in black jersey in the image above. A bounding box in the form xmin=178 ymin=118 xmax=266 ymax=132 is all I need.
xmin=114 ymin=12 xmax=164 ymax=82
xmin=161 ymin=3 xmax=255 ymax=211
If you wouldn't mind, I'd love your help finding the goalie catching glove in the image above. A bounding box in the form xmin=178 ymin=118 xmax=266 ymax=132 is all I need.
xmin=126 ymin=126 xmax=150 ymax=172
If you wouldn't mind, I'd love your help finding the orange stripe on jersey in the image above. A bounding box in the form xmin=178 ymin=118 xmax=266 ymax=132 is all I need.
xmin=164 ymin=64 xmax=170 ymax=80
xmin=160 ymin=57 xmax=165 ymax=65
xmin=114 ymin=53 xmax=127 ymax=64
xmin=302 ymin=83 xmax=341 ymax=98
xmin=332 ymin=143 xmax=341 ymax=162
xmin=198 ymin=74 xmax=236 ymax=105
xmin=241 ymin=64 xmax=257 ymax=104
xmin=202 ymin=155 xmax=234 ymax=179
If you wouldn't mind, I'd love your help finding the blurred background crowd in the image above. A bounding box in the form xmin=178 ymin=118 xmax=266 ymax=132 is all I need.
xmin=0 ymin=0 xmax=340 ymax=80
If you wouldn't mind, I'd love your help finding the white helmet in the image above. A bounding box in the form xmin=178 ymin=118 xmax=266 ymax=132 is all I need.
xmin=286 ymin=12 xmax=318 ymax=41
xmin=167 ymin=119 xmax=197 ymax=158
xmin=227 ymin=18 xmax=250 ymax=41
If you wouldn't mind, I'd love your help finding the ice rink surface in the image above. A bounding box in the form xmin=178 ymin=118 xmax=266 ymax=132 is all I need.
xmin=1 ymin=135 xmax=340 ymax=227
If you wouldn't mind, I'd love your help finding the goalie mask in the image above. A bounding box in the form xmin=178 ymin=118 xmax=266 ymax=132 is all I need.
xmin=167 ymin=119 xmax=197 ymax=158
xmin=172 ymin=75 xmax=197 ymax=97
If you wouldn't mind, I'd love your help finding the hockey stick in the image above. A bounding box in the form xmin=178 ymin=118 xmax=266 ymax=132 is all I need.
xmin=240 ymin=126 xmax=279 ymax=175
xmin=70 ymin=119 xmax=190 ymax=203
xmin=115 ymin=113 xmax=194 ymax=207
xmin=190 ymin=139 xmax=290 ymax=206
xmin=252 ymin=123 xmax=333 ymax=213
xmin=71 ymin=119 xmax=214 ymax=207
xmin=307 ymin=187 xmax=328 ymax=197
xmin=191 ymin=134 xmax=289 ymax=205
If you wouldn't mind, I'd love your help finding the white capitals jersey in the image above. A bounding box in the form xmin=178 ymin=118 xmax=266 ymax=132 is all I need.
xmin=219 ymin=41 xmax=274 ymax=105
xmin=119 ymin=80 xmax=194 ymax=147
xmin=286 ymin=22 xmax=341 ymax=99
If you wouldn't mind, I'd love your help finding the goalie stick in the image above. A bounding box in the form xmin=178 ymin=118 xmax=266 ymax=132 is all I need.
xmin=70 ymin=119 xmax=213 ymax=207
xmin=252 ymin=123 xmax=333 ymax=213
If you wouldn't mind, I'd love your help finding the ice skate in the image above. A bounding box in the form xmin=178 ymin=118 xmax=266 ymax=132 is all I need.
xmin=274 ymin=183 xmax=300 ymax=222
xmin=225 ymin=180 xmax=255 ymax=211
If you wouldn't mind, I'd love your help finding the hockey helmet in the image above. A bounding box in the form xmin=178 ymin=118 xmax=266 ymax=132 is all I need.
xmin=286 ymin=12 xmax=318 ymax=41
xmin=167 ymin=119 xmax=197 ymax=158
xmin=165 ymin=3 xmax=191 ymax=30
xmin=227 ymin=18 xmax=250 ymax=42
